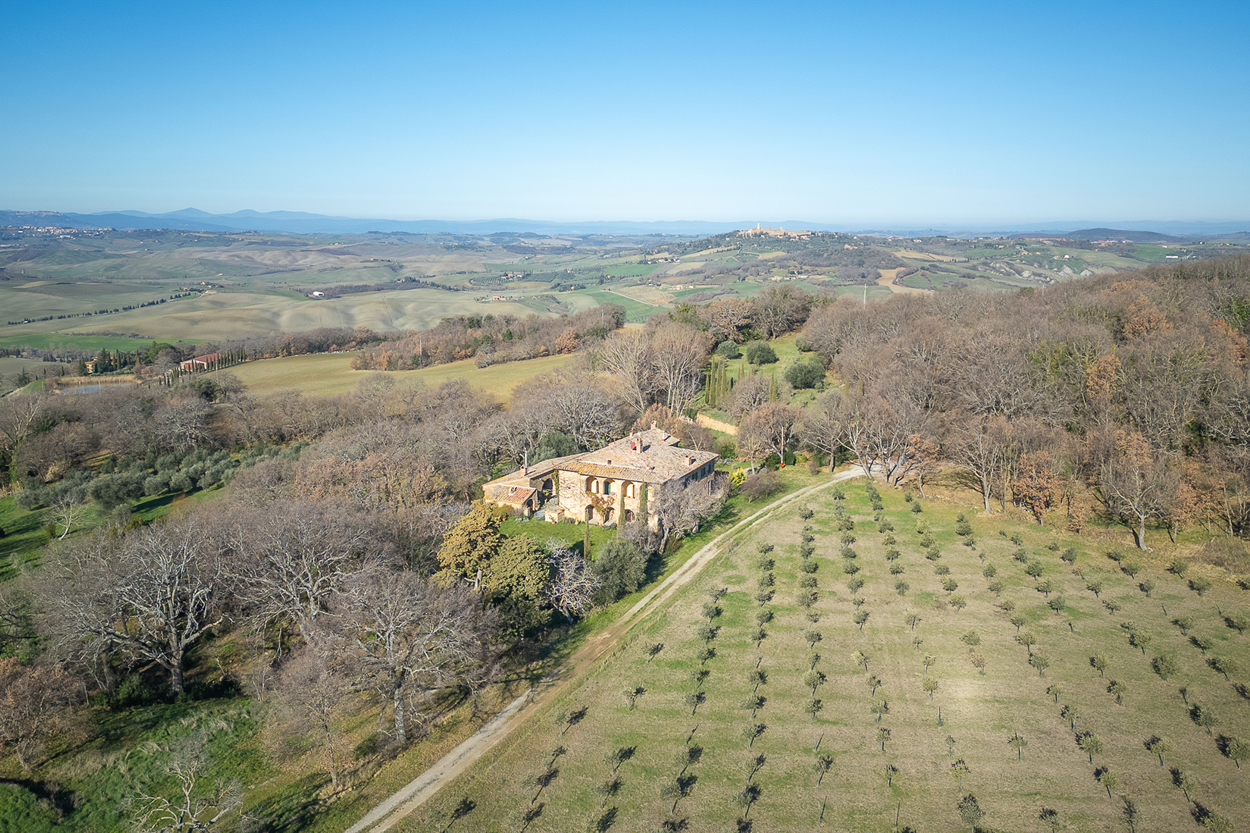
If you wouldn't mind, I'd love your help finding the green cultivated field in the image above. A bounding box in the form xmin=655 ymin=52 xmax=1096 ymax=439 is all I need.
xmin=216 ymin=351 xmax=580 ymax=399
xmin=573 ymin=289 xmax=667 ymax=322
xmin=400 ymin=482 xmax=1250 ymax=833
xmin=0 ymin=333 xmax=183 ymax=352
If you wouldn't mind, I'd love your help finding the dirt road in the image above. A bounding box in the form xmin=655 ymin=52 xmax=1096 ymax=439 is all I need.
xmin=347 ymin=468 xmax=863 ymax=833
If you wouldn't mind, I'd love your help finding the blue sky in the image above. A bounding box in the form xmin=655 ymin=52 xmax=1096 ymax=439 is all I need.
xmin=3 ymin=0 xmax=1248 ymax=225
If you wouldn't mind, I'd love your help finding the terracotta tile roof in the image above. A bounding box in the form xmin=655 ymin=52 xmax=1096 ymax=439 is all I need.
xmin=482 ymin=483 xmax=537 ymax=506
xmin=487 ymin=453 xmax=583 ymax=487
xmin=482 ymin=428 xmax=718 ymax=494
xmin=563 ymin=428 xmax=717 ymax=483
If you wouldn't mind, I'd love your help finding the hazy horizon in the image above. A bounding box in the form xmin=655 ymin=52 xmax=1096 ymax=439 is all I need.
xmin=10 ymin=206 xmax=1248 ymax=238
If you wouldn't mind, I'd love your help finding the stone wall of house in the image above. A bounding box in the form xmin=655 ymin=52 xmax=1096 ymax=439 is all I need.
xmin=556 ymin=470 xmax=658 ymax=529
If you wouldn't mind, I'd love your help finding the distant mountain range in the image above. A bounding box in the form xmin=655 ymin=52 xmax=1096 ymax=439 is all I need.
xmin=1 ymin=208 xmax=1246 ymax=239
xmin=0 ymin=209 xmax=755 ymax=236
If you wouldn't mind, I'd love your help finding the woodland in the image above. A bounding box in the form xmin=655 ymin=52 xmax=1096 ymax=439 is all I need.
xmin=1 ymin=253 xmax=1249 ymax=830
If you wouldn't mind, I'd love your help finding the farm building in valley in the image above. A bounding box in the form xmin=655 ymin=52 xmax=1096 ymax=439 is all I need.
xmin=178 ymin=353 xmax=220 ymax=371
xmin=482 ymin=425 xmax=718 ymax=528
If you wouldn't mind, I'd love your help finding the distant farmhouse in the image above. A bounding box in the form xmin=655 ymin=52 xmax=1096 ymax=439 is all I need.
xmin=737 ymin=224 xmax=811 ymax=241
xmin=482 ymin=426 xmax=719 ymax=528
xmin=178 ymin=353 xmax=220 ymax=372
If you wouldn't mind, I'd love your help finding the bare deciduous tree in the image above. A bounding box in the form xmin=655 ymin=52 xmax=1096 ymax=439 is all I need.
xmin=800 ymin=390 xmax=847 ymax=470
xmin=50 ymin=493 xmax=90 ymax=541
xmin=36 ymin=516 xmax=228 ymax=695
xmin=0 ymin=393 xmax=47 ymax=477
xmin=0 ymin=658 xmax=85 ymax=770
xmin=543 ymin=541 xmax=600 ymax=622
xmin=153 ymin=395 xmax=214 ymax=453
xmin=223 ymin=500 xmax=386 ymax=645
xmin=738 ymin=404 xmax=802 ymax=465
xmin=727 ymin=373 xmax=773 ymax=420
xmin=596 ymin=330 xmax=656 ymax=418
xmin=326 ymin=570 xmax=494 ymax=745
xmin=649 ymin=323 xmax=713 ymax=414
xmin=128 ymin=730 xmax=244 ymax=833
xmin=947 ymin=414 xmax=1013 ymax=514
xmin=700 ymin=297 xmax=755 ymax=343
xmin=1098 ymin=430 xmax=1174 ymax=550
xmin=653 ymin=475 xmax=728 ymax=554
xmin=860 ymin=391 xmax=926 ymax=485
xmin=753 ymin=285 xmax=810 ymax=339
xmin=273 ymin=649 xmax=351 ymax=789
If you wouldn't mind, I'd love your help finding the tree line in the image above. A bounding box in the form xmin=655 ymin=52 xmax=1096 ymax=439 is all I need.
xmin=783 ymin=254 xmax=1250 ymax=547
xmin=350 ymin=304 xmax=625 ymax=371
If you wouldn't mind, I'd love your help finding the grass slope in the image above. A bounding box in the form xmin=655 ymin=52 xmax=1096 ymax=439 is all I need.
xmin=400 ymin=481 xmax=1250 ymax=833
xmin=216 ymin=352 xmax=579 ymax=399
xmin=0 ymin=334 xmax=181 ymax=352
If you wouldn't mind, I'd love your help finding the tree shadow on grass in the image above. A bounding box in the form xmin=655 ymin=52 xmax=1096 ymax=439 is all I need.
xmin=246 ymin=771 xmax=329 ymax=833
xmin=132 ymin=492 xmax=176 ymax=520
xmin=592 ymin=806 xmax=619 ymax=832
xmin=0 ymin=777 xmax=76 ymax=816
xmin=0 ymin=504 xmax=48 ymax=579
xmin=93 ymin=699 xmax=202 ymax=748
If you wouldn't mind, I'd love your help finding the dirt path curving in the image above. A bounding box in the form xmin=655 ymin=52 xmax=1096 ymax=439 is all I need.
xmin=693 ymin=413 xmax=738 ymax=436
xmin=347 ymin=468 xmax=865 ymax=833
xmin=877 ymin=267 xmax=929 ymax=296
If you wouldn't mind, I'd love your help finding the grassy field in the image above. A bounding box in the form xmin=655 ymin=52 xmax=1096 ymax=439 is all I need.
xmin=5 ymin=231 xmax=1248 ymax=353
xmin=400 ymin=480 xmax=1250 ymax=833
xmin=0 ymin=356 xmax=72 ymax=390
xmin=896 ymin=272 xmax=942 ymax=291
xmin=0 ymin=280 xmax=182 ymax=323
xmin=0 ymin=333 xmax=185 ymax=352
xmin=215 ymin=352 xmax=580 ymax=399
xmin=573 ymin=289 xmax=667 ymax=323
xmin=602 ymin=264 xmax=661 ymax=279
xmin=0 ymin=287 xmax=540 ymax=343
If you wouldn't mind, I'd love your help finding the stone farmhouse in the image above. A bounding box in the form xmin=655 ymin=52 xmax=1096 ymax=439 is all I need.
xmin=482 ymin=425 xmax=719 ymax=529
